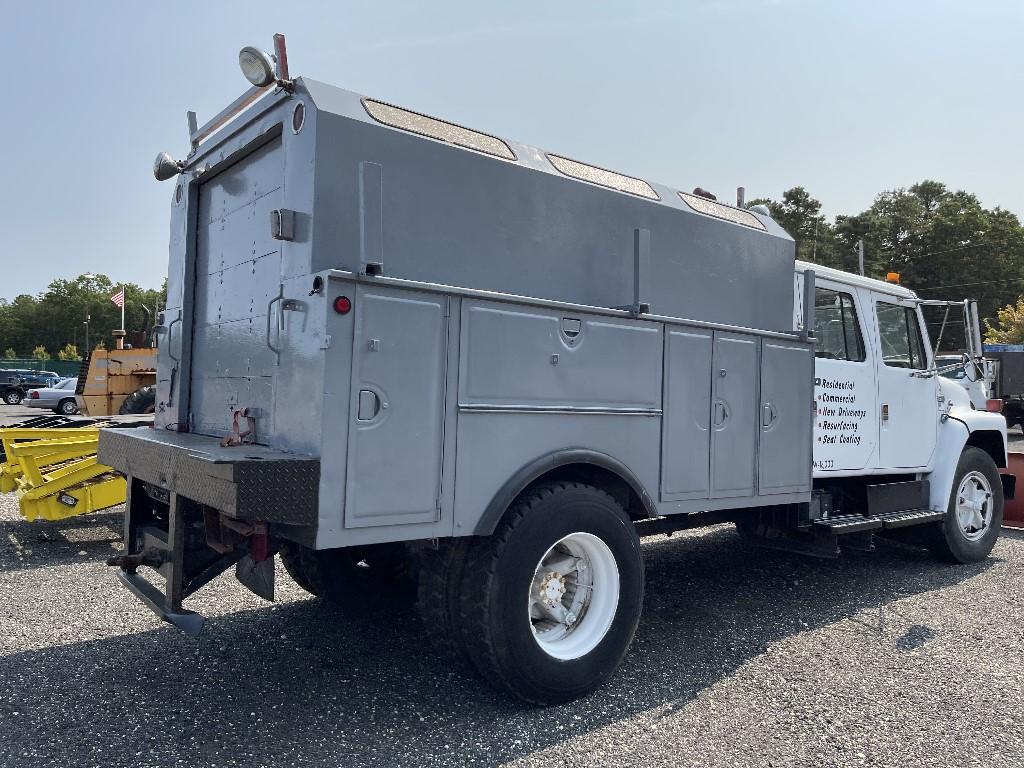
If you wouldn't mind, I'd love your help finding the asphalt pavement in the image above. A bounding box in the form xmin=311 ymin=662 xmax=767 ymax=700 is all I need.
xmin=1 ymin=405 xmax=1023 ymax=767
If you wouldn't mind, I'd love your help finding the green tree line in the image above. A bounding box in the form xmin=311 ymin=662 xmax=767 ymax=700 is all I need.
xmin=0 ymin=275 xmax=167 ymax=359
xmin=750 ymin=181 xmax=1024 ymax=347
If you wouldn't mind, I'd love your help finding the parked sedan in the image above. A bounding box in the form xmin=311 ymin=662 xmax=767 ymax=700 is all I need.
xmin=0 ymin=369 xmax=61 ymax=404
xmin=24 ymin=378 xmax=79 ymax=415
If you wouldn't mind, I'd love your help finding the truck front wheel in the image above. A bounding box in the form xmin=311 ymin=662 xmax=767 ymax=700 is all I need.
xmin=930 ymin=447 xmax=1004 ymax=564
xmin=457 ymin=482 xmax=644 ymax=705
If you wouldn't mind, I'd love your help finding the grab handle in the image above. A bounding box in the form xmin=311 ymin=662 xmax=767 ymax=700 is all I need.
xmin=266 ymin=284 xmax=284 ymax=363
xmin=166 ymin=312 xmax=182 ymax=363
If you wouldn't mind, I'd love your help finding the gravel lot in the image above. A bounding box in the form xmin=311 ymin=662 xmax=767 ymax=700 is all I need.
xmin=1 ymin=406 xmax=1023 ymax=767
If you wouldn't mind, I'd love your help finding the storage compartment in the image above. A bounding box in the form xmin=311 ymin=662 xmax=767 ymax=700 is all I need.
xmin=759 ymin=339 xmax=814 ymax=494
xmin=344 ymin=286 xmax=449 ymax=528
xmin=459 ymin=301 xmax=662 ymax=412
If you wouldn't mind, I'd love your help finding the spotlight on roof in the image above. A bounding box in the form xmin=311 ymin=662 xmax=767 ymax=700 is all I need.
xmin=153 ymin=152 xmax=182 ymax=182
xmin=238 ymin=46 xmax=277 ymax=87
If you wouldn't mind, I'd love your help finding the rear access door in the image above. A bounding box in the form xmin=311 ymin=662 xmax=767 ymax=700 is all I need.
xmin=190 ymin=136 xmax=284 ymax=444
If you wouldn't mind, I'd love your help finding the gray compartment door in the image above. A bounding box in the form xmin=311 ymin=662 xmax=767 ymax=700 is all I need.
xmin=710 ymin=331 xmax=758 ymax=498
xmin=345 ymin=287 xmax=448 ymax=528
xmin=758 ymin=340 xmax=813 ymax=494
xmin=661 ymin=327 xmax=713 ymax=500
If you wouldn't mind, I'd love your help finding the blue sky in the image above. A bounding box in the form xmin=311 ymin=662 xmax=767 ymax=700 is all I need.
xmin=2 ymin=0 xmax=1021 ymax=299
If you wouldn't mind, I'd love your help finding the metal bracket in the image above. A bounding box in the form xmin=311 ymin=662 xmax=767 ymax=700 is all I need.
xmin=270 ymin=208 xmax=295 ymax=241
xmin=615 ymin=228 xmax=651 ymax=316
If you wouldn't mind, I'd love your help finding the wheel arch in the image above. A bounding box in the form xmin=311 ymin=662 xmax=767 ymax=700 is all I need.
xmin=929 ymin=417 xmax=1007 ymax=512
xmin=472 ymin=449 xmax=658 ymax=536
xmin=965 ymin=429 xmax=1007 ymax=469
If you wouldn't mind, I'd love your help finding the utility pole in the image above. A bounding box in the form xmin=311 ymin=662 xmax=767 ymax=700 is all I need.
xmin=857 ymin=238 xmax=865 ymax=276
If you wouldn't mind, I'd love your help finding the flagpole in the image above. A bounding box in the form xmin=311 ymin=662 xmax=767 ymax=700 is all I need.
xmin=120 ymin=284 xmax=125 ymax=332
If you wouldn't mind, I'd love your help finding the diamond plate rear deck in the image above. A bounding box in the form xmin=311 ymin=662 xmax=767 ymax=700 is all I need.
xmin=98 ymin=427 xmax=319 ymax=525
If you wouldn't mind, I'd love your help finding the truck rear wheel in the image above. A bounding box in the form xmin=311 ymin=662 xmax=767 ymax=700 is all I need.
xmin=456 ymin=482 xmax=644 ymax=705
xmin=279 ymin=542 xmax=410 ymax=604
xmin=3 ymin=389 xmax=23 ymax=405
xmin=929 ymin=447 xmax=1004 ymax=564
xmin=416 ymin=540 xmax=472 ymax=666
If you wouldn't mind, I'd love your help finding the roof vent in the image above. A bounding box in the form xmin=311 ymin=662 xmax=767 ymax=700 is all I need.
xmin=547 ymin=154 xmax=659 ymax=200
xmin=679 ymin=192 xmax=767 ymax=231
xmin=362 ymin=99 xmax=516 ymax=161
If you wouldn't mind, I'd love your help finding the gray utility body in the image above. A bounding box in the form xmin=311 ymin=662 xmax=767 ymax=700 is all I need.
xmin=102 ymin=76 xmax=811 ymax=547
xmin=101 ymin=42 xmax=1009 ymax=704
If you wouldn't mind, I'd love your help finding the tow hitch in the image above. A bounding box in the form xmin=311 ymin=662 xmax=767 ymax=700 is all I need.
xmin=106 ymin=478 xmax=273 ymax=636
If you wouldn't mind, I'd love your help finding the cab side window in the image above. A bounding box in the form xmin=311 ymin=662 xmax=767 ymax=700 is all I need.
xmin=814 ymin=287 xmax=865 ymax=362
xmin=876 ymin=301 xmax=927 ymax=370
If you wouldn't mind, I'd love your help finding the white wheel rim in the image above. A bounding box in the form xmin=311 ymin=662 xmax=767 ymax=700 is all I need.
xmin=528 ymin=531 xmax=619 ymax=661
xmin=956 ymin=470 xmax=994 ymax=542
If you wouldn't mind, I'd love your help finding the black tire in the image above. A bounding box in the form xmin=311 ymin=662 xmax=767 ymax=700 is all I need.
xmin=456 ymin=481 xmax=644 ymax=705
xmin=416 ymin=540 xmax=472 ymax=667
xmin=279 ymin=541 xmax=411 ymax=604
xmin=57 ymin=398 xmax=78 ymax=416
xmin=3 ymin=389 xmax=22 ymax=405
xmin=928 ymin=447 xmax=1004 ymax=564
xmin=118 ymin=385 xmax=156 ymax=415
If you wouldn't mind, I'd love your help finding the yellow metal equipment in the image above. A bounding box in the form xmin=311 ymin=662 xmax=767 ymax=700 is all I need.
xmin=0 ymin=421 xmax=127 ymax=521
xmin=76 ymin=347 xmax=157 ymax=417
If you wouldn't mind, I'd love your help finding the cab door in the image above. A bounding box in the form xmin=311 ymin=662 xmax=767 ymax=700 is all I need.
xmin=873 ymin=297 xmax=938 ymax=468
xmin=810 ymin=280 xmax=876 ymax=473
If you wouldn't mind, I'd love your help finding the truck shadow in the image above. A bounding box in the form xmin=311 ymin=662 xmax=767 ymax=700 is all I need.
xmin=0 ymin=525 xmax=997 ymax=768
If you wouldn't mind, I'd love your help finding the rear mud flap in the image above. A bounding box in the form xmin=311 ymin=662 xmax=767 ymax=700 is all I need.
xmin=236 ymin=554 xmax=275 ymax=601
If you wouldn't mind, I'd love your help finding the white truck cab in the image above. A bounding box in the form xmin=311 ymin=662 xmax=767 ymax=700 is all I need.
xmin=796 ymin=261 xmax=1007 ymax=522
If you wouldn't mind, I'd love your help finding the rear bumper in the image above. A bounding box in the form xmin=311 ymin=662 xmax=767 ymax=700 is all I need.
xmin=98 ymin=427 xmax=320 ymax=525
xmin=98 ymin=427 xmax=320 ymax=631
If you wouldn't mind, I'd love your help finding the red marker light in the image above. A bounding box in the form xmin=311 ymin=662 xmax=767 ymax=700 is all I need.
xmin=333 ymin=296 xmax=352 ymax=314
xmin=986 ymin=399 xmax=1004 ymax=414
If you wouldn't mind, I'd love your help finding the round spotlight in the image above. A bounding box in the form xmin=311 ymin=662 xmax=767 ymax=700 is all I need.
xmin=153 ymin=152 xmax=180 ymax=181
xmin=238 ymin=46 xmax=276 ymax=87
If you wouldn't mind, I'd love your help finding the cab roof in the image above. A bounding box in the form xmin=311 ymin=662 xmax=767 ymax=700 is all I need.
xmin=797 ymin=260 xmax=919 ymax=300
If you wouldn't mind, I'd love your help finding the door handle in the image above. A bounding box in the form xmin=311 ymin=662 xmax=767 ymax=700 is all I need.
xmin=713 ymin=401 xmax=729 ymax=427
xmin=762 ymin=402 xmax=777 ymax=429
xmin=357 ymin=389 xmax=381 ymax=421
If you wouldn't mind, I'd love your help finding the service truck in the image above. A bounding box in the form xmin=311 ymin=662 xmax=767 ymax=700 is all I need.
xmin=100 ymin=36 xmax=1013 ymax=705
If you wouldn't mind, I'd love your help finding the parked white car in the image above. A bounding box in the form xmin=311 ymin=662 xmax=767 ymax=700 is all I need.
xmin=25 ymin=377 xmax=79 ymax=415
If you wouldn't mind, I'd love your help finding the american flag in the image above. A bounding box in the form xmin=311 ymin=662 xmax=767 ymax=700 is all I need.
xmin=110 ymin=287 xmax=125 ymax=308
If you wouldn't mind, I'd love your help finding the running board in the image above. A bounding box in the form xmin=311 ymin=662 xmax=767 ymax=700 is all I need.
xmin=815 ymin=508 xmax=945 ymax=535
